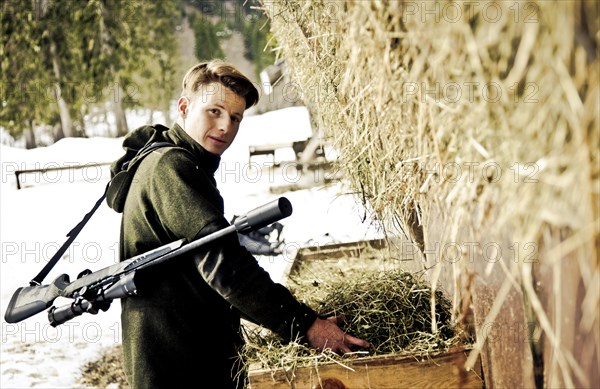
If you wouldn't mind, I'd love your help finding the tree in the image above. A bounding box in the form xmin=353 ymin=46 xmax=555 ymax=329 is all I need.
xmin=230 ymin=0 xmax=277 ymax=79
xmin=1 ymin=1 xmax=58 ymax=147
xmin=1 ymin=0 xmax=183 ymax=146
xmin=127 ymin=1 xmax=181 ymax=126
xmin=191 ymin=12 xmax=225 ymax=61
xmin=74 ymin=0 xmax=182 ymax=137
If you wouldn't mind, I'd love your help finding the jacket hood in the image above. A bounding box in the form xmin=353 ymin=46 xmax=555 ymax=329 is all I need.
xmin=107 ymin=123 xmax=221 ymax=212
xmin=110 ymin=124 xmax=168 ymax=177
xmin=110 ymin=123 xmax=221 ymax=177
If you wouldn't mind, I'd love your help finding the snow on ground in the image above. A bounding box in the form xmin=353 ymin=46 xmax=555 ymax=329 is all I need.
xmin=0 ymin=106 xmax=383 ymax=388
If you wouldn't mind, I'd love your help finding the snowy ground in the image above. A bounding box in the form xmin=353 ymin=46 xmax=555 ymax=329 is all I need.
xmin=0 ymin=106 xmax=383 ymax=388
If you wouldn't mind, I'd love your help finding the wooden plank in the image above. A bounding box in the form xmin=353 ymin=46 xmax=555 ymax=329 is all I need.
xmin=249 ymin=143 xmax=294 ymax=154
xmin=535 ymin=231 xmax=599 ymax=388
xmin=248 ymin=143 xmax=294 ymax=165
xmin=248 ymin=349 xmax=483 ymax=389
xmin=294 ymin=239 xmax=388 ymax=261
xmin=14 ymin=162 xmax=112 ymax=189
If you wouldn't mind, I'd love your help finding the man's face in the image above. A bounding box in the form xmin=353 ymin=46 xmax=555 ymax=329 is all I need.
xmin=180 ymin=82 xmax=246 ymax=155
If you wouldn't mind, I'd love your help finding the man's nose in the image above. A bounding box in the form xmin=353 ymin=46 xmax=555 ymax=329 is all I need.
xmin=218 ymin=117 xmax=235 ymax=133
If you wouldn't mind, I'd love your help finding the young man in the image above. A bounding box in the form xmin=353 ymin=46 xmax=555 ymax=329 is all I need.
xmin=109 ymin=60 xmax=368 ymax=389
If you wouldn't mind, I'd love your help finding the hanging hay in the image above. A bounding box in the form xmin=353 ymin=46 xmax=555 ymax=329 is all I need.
xmin=260 ymin=0 xmax=599 ymax=386
xmin=239 ymin=268 xmax=462 ymax=377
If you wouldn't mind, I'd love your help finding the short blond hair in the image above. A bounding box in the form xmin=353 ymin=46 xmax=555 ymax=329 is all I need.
xmin=181 ymin=60 xmax=259 ymax=109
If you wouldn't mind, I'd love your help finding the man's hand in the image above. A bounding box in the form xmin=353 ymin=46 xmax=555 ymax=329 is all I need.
xmin=306 ymin=316 xmax=370 ymax=354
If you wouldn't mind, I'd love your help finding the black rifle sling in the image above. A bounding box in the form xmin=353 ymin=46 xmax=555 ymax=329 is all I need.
xmin=29 ymin=141 xmax=176 ymax=286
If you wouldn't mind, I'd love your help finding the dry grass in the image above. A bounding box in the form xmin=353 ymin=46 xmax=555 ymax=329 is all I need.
xmin=80 ymin=345 xmax=127 ymax=388
xmin=238 ymin=264 xmax=465 ymax=384
xmin=262 ymin=0 xmax=599 ymax=386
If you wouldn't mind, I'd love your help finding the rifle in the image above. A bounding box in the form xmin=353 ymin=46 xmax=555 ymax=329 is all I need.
xmin=4 ymin=197 xmax=293 ymax=327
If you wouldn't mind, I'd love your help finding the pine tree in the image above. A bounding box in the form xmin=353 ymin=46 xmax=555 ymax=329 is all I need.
xmin=1 ymin=0 xmax=183 ymax=146
xmin=192 ymin=14 xmax=225 ymax=61
xmin=127 ymin=1 xmax=181 ymax=125
xmin=1 ymin=1 xmax=59 ymax=147
xmin=230 ymin=0 xmax=277 ymax=80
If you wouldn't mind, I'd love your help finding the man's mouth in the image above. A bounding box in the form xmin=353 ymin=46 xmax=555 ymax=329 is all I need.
xmin=208 ymin=136 xmax=226 ymax=144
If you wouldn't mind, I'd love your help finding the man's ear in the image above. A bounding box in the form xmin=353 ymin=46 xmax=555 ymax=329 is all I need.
xmin=177 ymin=97 xmax=189 ymax=117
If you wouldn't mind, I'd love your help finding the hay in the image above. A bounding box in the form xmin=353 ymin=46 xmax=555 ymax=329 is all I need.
xmin=261 ymin=0 xmax=599 ymax=386
xmin=79 ymin=345 xmax=127 ymax=388
xmin=239 ymin=267 xmax=462 ymax=375
xmin=310 ymin=270 xmax=456 ymax=353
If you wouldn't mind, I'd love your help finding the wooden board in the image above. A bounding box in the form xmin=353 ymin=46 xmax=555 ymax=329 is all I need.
xmin=248 ymin=349 xmax=483 ymax=389
xmin=294 ymin=239 xmax=388 ymax=261
xmin=535 ymin=232 xmax=599 ymax=388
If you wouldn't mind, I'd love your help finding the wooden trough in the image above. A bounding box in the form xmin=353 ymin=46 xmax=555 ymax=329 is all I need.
xmin=248 ymin=239 xmax=484 ymax=389
xmin=248 ymin=348 xmax=483 ymax=388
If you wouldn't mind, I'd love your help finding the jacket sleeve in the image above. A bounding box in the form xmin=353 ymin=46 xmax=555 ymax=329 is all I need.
xmin=148 ymin=149 xmax=317 ymax=342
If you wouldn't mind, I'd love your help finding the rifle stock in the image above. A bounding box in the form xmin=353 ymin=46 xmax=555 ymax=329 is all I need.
xmin=4 ymin=240 xmax=185 ymax=324
xmin=4 ymin=274 xmax=70 ymax=323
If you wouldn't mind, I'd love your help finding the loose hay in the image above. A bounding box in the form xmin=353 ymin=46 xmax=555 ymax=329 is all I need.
xmin=239 ymin=268 xmax=462 ymax=375
xmin=80 ymin=345 xmax=127 ymax=388
xmin=314 ymin=270 xmax=455 ymax=354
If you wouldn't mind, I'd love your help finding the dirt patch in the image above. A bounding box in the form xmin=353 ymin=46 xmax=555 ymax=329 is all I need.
xmin=80 ymin=345 xmax=127 ymax=388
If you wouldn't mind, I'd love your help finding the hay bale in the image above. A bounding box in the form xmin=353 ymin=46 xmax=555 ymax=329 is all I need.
xmin=261 ymin=0 xmax=599 ymax=386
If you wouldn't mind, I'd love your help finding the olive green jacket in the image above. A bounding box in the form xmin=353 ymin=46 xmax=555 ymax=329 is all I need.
xmin=109 ymin=123 xmax=316 ymax=389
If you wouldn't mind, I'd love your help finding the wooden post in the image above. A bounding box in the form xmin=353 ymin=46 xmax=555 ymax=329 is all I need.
xmin=420 ymin=204 xmax=537 ymax=389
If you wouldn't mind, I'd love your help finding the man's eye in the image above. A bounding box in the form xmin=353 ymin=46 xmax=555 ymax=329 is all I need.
xmin=209 ymin=108 xmax=219 ymax=114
